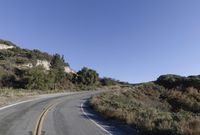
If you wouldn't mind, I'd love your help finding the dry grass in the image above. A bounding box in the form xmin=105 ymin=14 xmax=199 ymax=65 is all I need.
xmin=90 ymin=83 xmax=200 ymax=135
xmin=0 ymin=88 xmax=73 ymax=107
xmin=0 ymin=88 xmax=37 ymax=97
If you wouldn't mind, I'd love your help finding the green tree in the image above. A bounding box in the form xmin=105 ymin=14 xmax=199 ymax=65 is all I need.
xmin=50 ymin=54 xmax=66 ymax=82
xmin=100 ymin=77 xmax=117 ymax=86
xmin=24 ymin=66 xmax=50 ymax=90
xmin=50 ymin=54 xmax=65 ymax=69
xmin=0 ymin=74 xmax=16 ymax=88
xmin=156 ymin=74 xmax=185 ymax=89
xmin=77 ymin=67 xmax=99 ymax=85
xmin=50 ymin=54 xmax=69 ymax=89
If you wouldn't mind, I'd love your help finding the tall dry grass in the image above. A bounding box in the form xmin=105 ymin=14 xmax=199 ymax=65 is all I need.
xmin=90 ymin=83 xmax=200 ymax=135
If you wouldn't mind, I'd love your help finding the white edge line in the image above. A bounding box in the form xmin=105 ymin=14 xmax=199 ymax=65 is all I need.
xmin=81 ymin=102 xmax=112 ymax=135
xmin=0 ymin=92 xmax=78 ymax=111
xmin=0 ymin=98 xmax=41 ymax=111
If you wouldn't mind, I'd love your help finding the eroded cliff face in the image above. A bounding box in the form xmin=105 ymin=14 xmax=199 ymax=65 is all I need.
xmin=64 ymin=66 xmax=76 ymax=74
xmin=0 ymin=44 xmax=15 ymax=50
xmin=0 ymin=41 xmax=76 ymax=74
xmin=17 ymin=59 xmax=76 ymax=74
xmin=36 ymin=60 xmax=51 ymax=70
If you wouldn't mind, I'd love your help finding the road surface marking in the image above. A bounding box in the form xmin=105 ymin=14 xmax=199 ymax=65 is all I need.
xmin=33 ymin=104 xmax=54 ymax=135
xmin=81 ymin=102 xmax=112 ymax=135
xmin=33 ymin=102 xmax=60 ymax=135
xmin=0 ymin=98 xmax=42 ymax=111
xmin=0 ymin=93 xmax=76 ymax=111
xmin=0 ymin=92 xmax=82 ymax=111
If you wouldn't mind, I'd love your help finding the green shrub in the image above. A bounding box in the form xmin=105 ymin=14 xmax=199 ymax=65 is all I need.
xmin=23 ymin=66 xmax=50 ymax=90
xmin=100 ymin=77 xmax=118 ymax=86
xmin=156 ymin=74 xmax=185 ymax=89
xmin=90 ymin=83 xmax=200 ymax=135
xmin=0 ymin=74 xmax=16 ymax=88
xmin=76 ymin=67 xmax=99 ymax=86
xmin=185 ymin=76 xmax=200 ymax=89
xmin=156 ymin=74 xmax=200 ymax=90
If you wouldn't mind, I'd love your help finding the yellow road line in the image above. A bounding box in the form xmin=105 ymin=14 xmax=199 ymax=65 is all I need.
xmin=33 ymin=102 xmax=61 ymax=135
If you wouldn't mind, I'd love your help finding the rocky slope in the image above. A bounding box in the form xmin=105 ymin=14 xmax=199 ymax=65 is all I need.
xmin=0 ymin=39 xmax=75 ymax=74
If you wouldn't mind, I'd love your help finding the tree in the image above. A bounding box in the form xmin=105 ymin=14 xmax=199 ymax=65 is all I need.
xmin=77 ymin=67 xmax=99 ymax=85
xmin=50 ymin=54 xmax=65 ymax=69
xmin=100 ymin=77 xmax=117 ymax=86
xmin=49 ymin=54 xmax=72 ymax=90
xmin=50 ymin=54 xmax=66 ymax=83
xmin=156 ymin=74 xmax=185 ymax=89
xmin=0 ymin=74 xmax=16 ymax=88
xmin=24 ymin=66 xmax=50 ymax=90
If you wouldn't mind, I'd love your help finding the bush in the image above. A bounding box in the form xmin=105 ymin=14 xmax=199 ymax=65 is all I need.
xmin=77 ymin=67 xmax=99 ymax=86
xmin=161 ymin=87 xmax=200 ymax=113
xmin=156 ymin=74 xmax=185 ymax=89
xmin=90 ymin=83 xmax=200 ymax=135
xmin=23 ymin=66 xmax=50 ymax=90
xmin=156 ymin=74 xmax=200 ymax=90
xmin=0 ymin=50 xmax=15 ymax=58
xmin=100 ymin=77 xmax=118 ymax=86
xmin=0 ymin=74 xmax=16 ymax=88
xmin=185 ymin=76 xmax=200 ymax=89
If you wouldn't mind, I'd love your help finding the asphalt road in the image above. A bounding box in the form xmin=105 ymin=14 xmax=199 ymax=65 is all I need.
xmin=0 ymin=91 xmax=138 ymax=135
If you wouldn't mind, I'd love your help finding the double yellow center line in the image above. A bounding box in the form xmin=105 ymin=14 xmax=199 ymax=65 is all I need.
xmin=33 ymin=102 xmax=61 ymax=135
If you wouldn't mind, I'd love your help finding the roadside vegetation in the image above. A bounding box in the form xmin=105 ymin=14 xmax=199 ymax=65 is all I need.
xmin=0 ymin=39 xmax=103 ymax=92
xmin=90 ymin=75 xmax=200 ymax=135
xmin=0 ymin=39 xmax=125 ymax=95
xmin=0 ymin=39 xmax=116 ymax=107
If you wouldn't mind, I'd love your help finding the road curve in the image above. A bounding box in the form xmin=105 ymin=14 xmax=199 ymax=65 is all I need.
xmin=0 ymin=91 xmax=138 ymax=135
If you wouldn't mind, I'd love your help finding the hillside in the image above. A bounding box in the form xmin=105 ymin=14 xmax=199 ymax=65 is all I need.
xmin=0 ymin=39 xmax=75 ymax=73
xmin=0 ymin=39 xmax=101 ymax=90
xmin=90 ymin=75 xmax=200 ymax=135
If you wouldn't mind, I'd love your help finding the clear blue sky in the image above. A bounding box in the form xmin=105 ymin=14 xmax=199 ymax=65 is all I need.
xmin=0 ymin=0 xmax=200 ymax=83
